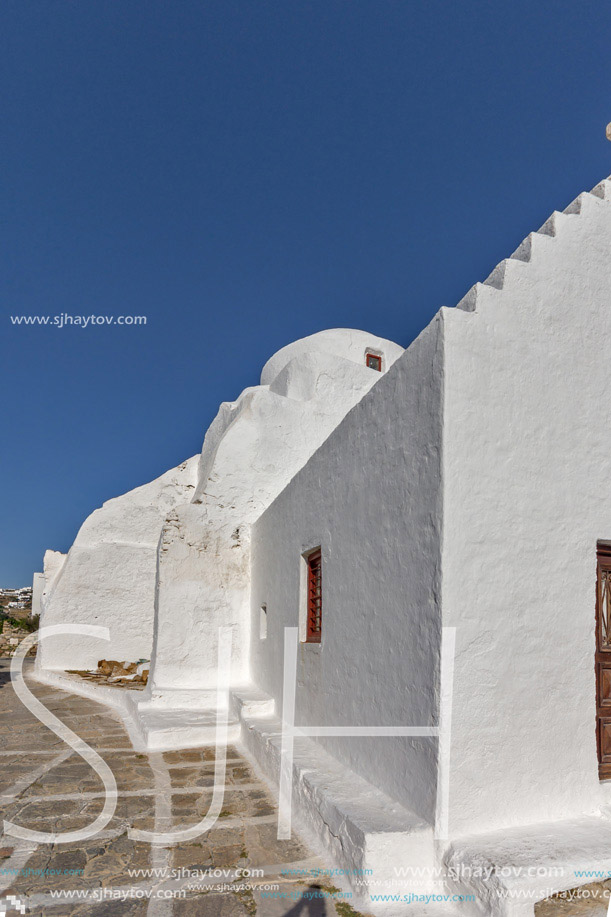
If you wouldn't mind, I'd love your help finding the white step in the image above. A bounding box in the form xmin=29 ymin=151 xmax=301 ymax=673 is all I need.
xmin=230 ymin=687 xmax=436 ymax=915
xmin=444 ymin=814 xmax=611 ymax=917
xmin=133 ymin=707 xmax=240 ymax=752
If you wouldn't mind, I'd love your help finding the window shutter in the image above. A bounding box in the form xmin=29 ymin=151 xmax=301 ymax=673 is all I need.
xmin=306 ymin=549 xmax=322 ymax=643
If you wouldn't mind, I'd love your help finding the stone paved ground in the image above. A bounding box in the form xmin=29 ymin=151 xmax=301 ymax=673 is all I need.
xmin=1 ymin=658 xmax=606 ymax=917
xmin=0 ymin=660 xmax=365 ymax=917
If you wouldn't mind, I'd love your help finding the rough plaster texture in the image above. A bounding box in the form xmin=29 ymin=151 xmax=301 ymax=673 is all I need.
xmin=145 ymin=330 xmax=404 ymax=709
xmin=244 ymin=175 xmax=611 ymax=909
xmin=249 ymin=320 xmax=444 ymax=825
xmin=441 ymin=180 xmax=611 ymax=838
xmin=444 ymin=815 xmax=611 ymax=917
xmin=37 ymin=458 xmax=199 ymax=671
xmin=43 ymin=549 xmax=66 ymax=587
xmin=35 ymin=177 xmax=611 ymax=913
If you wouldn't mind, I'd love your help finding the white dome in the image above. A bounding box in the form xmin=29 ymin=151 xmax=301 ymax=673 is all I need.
xmin=260 ymin=329 xmax=404 ymax=385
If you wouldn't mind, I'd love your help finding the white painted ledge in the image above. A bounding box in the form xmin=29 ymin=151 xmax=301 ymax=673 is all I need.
xmin=230 ymin=686 xmax=437 ymax=914
xmin=444 ymin=814 xmax=611 ymax=917
xmin=32 ymin=667 xmax=240 ymax=752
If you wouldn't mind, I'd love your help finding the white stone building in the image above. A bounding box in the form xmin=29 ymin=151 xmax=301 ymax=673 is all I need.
xmin=35 ymin=175 xmax=611 ymax=915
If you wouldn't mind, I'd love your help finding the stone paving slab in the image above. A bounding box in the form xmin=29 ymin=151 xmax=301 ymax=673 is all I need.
xmin=0 ymin=660 xmax=369 ymax=916
xmin=4 ymin=659 xmax=611 ymax=915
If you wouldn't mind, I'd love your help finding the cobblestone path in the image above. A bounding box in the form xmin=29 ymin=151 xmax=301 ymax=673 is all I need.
xmin=1 ymin=658 xmax=605 ymax=917
xmin=0 ymin=660 xmax=363 ymax=916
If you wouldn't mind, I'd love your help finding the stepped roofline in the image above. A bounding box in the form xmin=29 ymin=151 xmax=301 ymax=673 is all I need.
xmin=455 ymin=175 xmax=611 ymax=313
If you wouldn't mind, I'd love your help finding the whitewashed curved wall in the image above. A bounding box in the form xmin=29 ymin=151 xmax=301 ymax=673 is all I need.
xmin=36 ymin=328 xmax=403 ymax=693
xmin=260 ymin=328 xmax=395 ymax=386
xmin=147 ymin=331 xmax=405 ymax=705
xmin=249 ymin=319 xmax=444 ymax=824
xmin=37 ymin=458 xmax=198 ymax=671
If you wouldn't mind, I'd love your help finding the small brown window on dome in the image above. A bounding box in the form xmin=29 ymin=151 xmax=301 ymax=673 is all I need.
xmin=366 ymin=352 xmax=382 ymax=371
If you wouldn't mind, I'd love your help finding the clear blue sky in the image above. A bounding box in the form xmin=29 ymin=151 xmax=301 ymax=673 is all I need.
xmin=2 ymin=0 xmax=610 ymax=585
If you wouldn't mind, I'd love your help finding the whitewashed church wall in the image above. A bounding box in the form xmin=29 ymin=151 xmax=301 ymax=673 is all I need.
xmin=250 ymin=317 xmax=444 ymax=824
xmin=441 ymin=186 xmax=611 ymax=837
xmin=147 ymin=334 xmax=404 ymax=702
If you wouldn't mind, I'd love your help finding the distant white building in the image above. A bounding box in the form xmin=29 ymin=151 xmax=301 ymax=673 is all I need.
xmin=35 ymin=175 xmax=611 ymax=916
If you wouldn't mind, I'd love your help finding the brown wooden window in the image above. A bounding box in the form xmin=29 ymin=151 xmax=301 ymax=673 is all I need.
xmin=596 ymin=541 xmax=611 ymax=779
xmin=306 ymin=549 xmax=322 ymax=643
xmin=365 ymin=352 xmax=382 ymax=371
